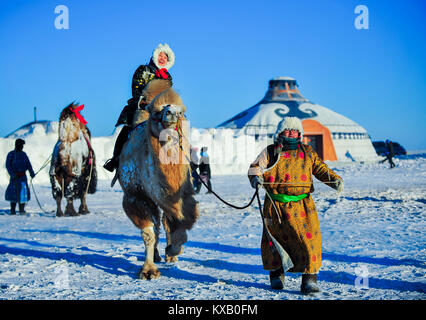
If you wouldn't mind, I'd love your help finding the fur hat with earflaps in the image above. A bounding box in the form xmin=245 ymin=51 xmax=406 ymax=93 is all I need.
xmin=274 ymin=116 xmax=304 ymax=142
xmin=152 ymin=43 xmax=175 ymax=70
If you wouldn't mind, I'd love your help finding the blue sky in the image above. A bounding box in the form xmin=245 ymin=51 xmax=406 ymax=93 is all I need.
xmin=0 ymin=0 xmax=425 ymax=149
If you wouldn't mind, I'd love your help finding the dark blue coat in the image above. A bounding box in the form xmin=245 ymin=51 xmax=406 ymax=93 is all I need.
xmin=5 ymin=150 xmax=35 ymax=203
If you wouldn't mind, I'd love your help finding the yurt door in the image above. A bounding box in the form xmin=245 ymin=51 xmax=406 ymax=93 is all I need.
xmin=304 ymin=135 xmax=324 ymax=160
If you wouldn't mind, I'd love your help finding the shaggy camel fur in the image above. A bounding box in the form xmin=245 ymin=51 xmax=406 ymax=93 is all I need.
xmin=50 ymin=103 xmax=97 ymax=217
xmin=118 ymin=80 xmax=199 ymax=280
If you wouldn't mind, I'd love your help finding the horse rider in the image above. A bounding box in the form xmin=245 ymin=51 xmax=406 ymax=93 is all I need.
xmin=103 ymin=43 xmax=175 ymax=172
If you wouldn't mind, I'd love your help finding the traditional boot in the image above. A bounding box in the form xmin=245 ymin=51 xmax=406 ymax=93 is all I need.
xmin=103 ymin=157 xmax=119 ymax=172
xmin=103 ymin=126 xmax=131 ymax=172
xmin=301 ymin=273 xmax=320 ymax=294
xmin=18 ymin=203 xmax=26 ymax=215
xmin=269 ymin=266 xmax=285 ymax=290
xmin=10 ymin=202 xmax=16 ymax=215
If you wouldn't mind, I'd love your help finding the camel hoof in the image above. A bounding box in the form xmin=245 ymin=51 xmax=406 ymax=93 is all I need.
xmin=165 ymin=255 xmax=178 ymax=263
xmin=165 ymin=245 xmax=184 ymax=257
xmin=79 ymin=207 xmax=90 ymax=215
xmin=137 ymin=265 xmax=161 ymax=280
xmin=65 ymin=211 xmax=79 ymax=217
xmin=65 ymin=206 xmax=79 ymax=217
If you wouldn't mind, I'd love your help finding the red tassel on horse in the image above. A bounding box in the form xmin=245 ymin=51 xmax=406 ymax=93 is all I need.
xmin=70 ymin=104 xmax=88 ymax=125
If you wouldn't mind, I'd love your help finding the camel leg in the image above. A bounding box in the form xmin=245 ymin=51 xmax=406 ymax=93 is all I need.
xmin=50 ymin=175 xmax=64 ymax=217
xmin=166 ymin=227 xmax=187 ymax=258
xmin=163 ymin=189 xmax=199 ymax=262
xmin=122 ymin=194 xmax=161 ymax=279
xmin=64 ymin=179 xmax=78 ymax=216
xmin=153 ymin=215 xmax=161 ymax=263
xmin=78 ymin=194 xmax=90 ymax=215
xmin=162 ymin=216 xmax=175 ymax=262
xmin=55 ymin=195 xmax=64 ymax=217
xmin=137 ymin=226 xmax=161 ymax=280
xmin=65 ymin=199 xmax=78 ymax=216
xmin=163 ymin=215 xmax=187 ymax=263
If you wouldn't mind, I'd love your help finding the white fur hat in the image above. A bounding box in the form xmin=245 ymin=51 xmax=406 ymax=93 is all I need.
xmin=274 ymin=116 xmax=304 ymax=140
xmin=152 ymin=43 xmax=175 ymax=70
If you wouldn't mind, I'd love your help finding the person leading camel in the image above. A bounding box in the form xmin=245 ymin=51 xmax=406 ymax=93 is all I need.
xmin=5 ymin=139 xmax=35 ymax=215
xmin=104 ymin=43 xmax=175 ymax=172
xmin=248 ymin=116 xmax=344 ymax=294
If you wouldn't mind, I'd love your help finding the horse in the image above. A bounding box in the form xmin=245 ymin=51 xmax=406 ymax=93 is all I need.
xmin=50 ymin=102 xmax=97 ymax=217
xmin=117 ymin=80 xmax=199 ymax=279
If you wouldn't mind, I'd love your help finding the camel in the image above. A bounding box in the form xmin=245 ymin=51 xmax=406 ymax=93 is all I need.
xmin=117 ymin=80 xmax=199 ymax=280
xmin=50 ymin=103 xmax=97 ymax=217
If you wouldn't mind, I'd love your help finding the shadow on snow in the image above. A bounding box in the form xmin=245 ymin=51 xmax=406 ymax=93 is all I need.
xmin=1 ymin=231 xmax=425 ymax=293
xmin=20 ymin=228 xmax=261 ymax=255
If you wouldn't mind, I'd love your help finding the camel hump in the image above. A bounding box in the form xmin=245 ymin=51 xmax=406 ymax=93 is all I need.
xmin=151 ymin=87 xmax=185 ymax=113
xmin=143 ymin=79 xmax=171 ymax=104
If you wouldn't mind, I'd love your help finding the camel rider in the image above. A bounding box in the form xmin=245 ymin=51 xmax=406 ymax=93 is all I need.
xmin=248 ymin=116 xmax=344 ymax=294
xmin=103 ymin=43 xmax=175 ymax=172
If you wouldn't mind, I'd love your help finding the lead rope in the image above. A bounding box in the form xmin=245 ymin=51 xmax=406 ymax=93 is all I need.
xmin=85 ymin=154 xmax=93 ymax=197
xmin=256 ymin=184 xmax=294 ymax=271
xmin=30 ymin=179 xmax=52 ymax=215
xmin=83 ymin=133 xmax=94 ymax=197
xmin=263 ymin=186 xmax=282 ymax=224
xmin=175 ymin=121 xmax=335 ymax=271
xmin=175 ymin=116 xmax=258 ymax=210
xmin=29 ymin=153 xmax=53 ymax=215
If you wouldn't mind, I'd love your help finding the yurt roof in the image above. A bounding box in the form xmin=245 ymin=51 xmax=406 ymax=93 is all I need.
xmin=5 ymin=121 xmax=58 ymax=139
xmin=217 ymin=77 xmax=368 ymax=134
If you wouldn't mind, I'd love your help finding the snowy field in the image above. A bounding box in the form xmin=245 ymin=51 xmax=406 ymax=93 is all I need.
xmin=0 ymin=155 xmax=425 ymax=300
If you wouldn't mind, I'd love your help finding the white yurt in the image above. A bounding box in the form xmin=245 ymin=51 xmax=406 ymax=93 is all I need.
xmin=217 ymin=77 xmax=378 ymax=162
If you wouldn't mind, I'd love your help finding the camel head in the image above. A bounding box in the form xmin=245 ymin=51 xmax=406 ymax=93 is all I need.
xmin=143 ymin=80 xmax=186 ymax=138
xmin=149 ymin=103 xmax=186 ymax=137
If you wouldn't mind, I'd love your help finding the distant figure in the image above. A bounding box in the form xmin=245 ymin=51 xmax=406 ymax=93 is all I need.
xmin=190 ymin=146 xmax=200 ymax=193
xmin=198 ymin=147 xmax=212 ymax=194
xmin=382 ymin=139 xmax=396 ymax=168
xmin=5 ymin=139 xmax=35 ymax=215
xmin=345 ymin=150 xmax=355 ymax=162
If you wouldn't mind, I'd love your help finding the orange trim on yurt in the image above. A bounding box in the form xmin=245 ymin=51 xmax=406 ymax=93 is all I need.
xmin=302 ymin=119 xmax=338 ymax=161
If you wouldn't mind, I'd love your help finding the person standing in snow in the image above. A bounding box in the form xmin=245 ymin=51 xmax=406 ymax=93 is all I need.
xmin=104 ymin=43 xmax=175 ymax=172
xmin=248 ymin=117 xmax=343 ymax=294
xmin=190 ymin=146 xmax=200 ymax=193
xmin=5 ymin=139 xmax=35 ymax=215
xmin=198 ymin=147 xmax=212 ymax=194
xmin=385 ymin=139 xmax=396 ymax=168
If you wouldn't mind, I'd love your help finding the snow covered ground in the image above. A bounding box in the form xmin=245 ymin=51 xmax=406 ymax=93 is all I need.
xmin=0 ymin=154 xmax=425 ymax=300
